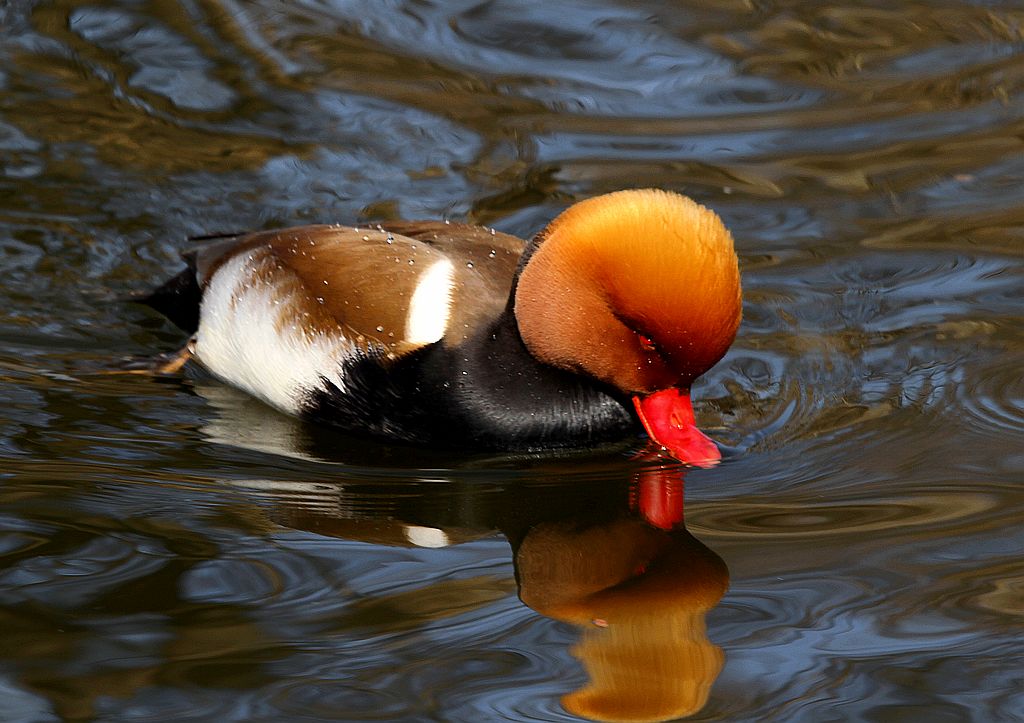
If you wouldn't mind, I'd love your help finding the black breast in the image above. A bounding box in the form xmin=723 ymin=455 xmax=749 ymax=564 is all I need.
xmin=302 ymin=310 xmax=637 ymax=452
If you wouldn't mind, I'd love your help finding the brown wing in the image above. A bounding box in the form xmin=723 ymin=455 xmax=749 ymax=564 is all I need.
xmin=192 ymin=222 xmax=524 ymax=353
xmin=381 ymin=221 xmax=524 ymax=343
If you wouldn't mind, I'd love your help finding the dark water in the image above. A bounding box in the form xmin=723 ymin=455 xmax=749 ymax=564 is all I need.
xmin=2 ymin=1 xmax=1023 ymax=720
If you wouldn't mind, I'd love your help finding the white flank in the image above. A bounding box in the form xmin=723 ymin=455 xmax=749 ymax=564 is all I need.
xmin=405 ymin=258 xmax=455 ymax=344
xmin=194 ymin=252 xmax=352 ymax=415
xmin=403 ymin=525 xmax=450 ymax=548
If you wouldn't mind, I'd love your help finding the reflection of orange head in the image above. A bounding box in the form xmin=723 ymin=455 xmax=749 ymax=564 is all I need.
xmin=516 ymin=519 xmax=728 ymax=722
xmin=562 ymin=606 xmax=724 ymax=722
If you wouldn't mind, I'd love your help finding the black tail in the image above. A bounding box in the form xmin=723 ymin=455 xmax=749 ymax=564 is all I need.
xmin=137 ymin=266 xmax=201 ymax=333
xmin=134 ymin=231 xmax=249 ymax=334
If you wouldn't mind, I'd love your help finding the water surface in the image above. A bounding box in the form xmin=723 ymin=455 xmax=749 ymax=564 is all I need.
xmin=1 ymin=1 xmax=1022 ymax=721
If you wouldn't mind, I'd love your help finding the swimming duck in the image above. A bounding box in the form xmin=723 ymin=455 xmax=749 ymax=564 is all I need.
xmin=143 ymin=189 xmax=741 ymax=465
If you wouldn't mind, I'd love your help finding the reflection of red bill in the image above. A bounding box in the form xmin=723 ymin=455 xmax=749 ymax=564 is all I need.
xmin=637 ymin=471 xmax=685 ymax=530
xmin=633 ymin=388 xmax=721 ymax=467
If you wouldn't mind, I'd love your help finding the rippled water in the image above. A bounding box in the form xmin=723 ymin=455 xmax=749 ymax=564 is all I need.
xmin=2 ymin=1 xmax=1022 ymax=721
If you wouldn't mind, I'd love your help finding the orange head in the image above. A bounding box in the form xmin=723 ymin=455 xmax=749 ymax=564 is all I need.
xmin=514 ymin=189 xmax=741 ymax=465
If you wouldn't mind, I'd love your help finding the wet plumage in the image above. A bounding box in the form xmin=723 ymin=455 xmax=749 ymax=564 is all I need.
xmin=143 ymin=190 xmax=741 ymax=464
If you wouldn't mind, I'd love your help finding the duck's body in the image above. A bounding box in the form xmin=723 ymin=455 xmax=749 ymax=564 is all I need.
xmin=145 ymin=190 xmax=741 ymax=464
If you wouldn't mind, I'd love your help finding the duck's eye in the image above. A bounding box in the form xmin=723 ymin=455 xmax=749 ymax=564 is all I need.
xmin=638 ymin=333 xmax=658 ymax=353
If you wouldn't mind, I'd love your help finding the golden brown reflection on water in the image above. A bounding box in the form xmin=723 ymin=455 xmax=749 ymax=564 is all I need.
xmin=518 ymin=516 xmax=727 ymax=722
xmin=1 ymin=0 xmax=1023 ymax=720
xmin=224 ymin=456 xmax=729 ymax=723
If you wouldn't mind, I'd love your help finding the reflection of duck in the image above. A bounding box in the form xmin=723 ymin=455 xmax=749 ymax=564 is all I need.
xmin=516 ymin=515 xmax=727 ymax=722
xmin=144 ymin=190 xmax=741 ymax=466
xmin=227 ymin=457 xmax=728 ymax=723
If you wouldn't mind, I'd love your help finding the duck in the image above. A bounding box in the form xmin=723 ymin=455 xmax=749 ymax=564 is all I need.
xmin=142 ymin=189 xmax=742 ymax=466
